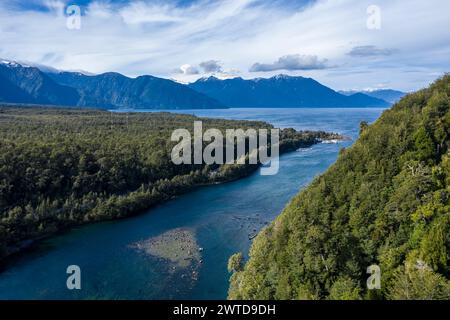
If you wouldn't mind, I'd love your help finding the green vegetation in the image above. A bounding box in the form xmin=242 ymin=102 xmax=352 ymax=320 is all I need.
xmin=228 ymin=252 xmax=245 ymax=273
xmin=0 ymin=106 xmax=338 ymax=261
xmin=228 ymin=75 xmax=450 ymax=300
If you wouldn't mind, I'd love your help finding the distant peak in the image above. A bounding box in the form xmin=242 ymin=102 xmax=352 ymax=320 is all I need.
xmin=269 ymin=74 xmax=309 ymax=81
xmin=0 ymin=59 xmax=96 ymax=76
xmin=273 ymin=74 xmax=292 ymax=79
xmin=1 ymin=59 xmax=60 ymax=73
xmin=199 ymin=76 xmax=220 ymax=82
xmin=194 ymin=75 xmax=243 ymax=83
xmin=0 ymin=59 xmax=31 ymax=68
xmin=98 ymin=71 xmax=127 ymax=78
xmin=64 ymin=69 xmax=96 ymax=76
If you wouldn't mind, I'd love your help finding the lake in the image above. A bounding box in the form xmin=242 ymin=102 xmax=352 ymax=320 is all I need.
xmin=0 ymin=108 xmax=385 ymax=299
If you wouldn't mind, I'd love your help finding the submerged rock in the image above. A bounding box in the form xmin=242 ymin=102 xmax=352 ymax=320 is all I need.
xmin=130 ymin=228 xmax=201 ymax=269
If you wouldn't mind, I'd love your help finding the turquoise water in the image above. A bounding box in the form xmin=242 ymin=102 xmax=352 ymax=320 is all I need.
xmin=0 ymin=108 xmax=385 ymax=299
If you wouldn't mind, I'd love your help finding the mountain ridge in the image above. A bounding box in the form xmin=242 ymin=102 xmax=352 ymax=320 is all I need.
xmin=189 ymin=74 xmax=391 ymax=108
xmin=0 ymin=60 xmax=225 ymax=110
xmin=1 ymin=60 xmax=393 ymax=109
xmin=340 ymin=89 xmax=407 ymax=104
xmin=0 ymin=62 xmax=80 ymax=106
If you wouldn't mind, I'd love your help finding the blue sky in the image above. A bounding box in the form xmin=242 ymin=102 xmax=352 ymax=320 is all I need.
xmin=0 ymin=0 xmax=449 ymax=91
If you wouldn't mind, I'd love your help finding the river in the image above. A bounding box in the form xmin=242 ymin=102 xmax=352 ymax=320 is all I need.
xmin=0 ymin=108 xmax=385 ymax=299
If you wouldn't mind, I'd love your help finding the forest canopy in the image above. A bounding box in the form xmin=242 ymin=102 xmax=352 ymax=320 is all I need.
xmin=0 ymin=106 xmax=338 ymax=261
xmin=228 ymin=75 xmax=450 ymax=300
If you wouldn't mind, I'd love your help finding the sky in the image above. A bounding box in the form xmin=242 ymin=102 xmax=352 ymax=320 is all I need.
xmin=0 ymin=0 xmax=449 ymax=91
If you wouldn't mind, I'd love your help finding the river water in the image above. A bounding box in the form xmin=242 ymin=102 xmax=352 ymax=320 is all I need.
xmin=0 ymin=108 xmax=385 ymax=299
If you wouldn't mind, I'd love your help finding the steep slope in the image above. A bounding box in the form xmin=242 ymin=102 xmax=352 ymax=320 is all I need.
xmin=48 ymin=71 xmax=225 ymax=109
xmin=228 ymin=75 xmax=450 ymax=300
xmin=0 ymin=62 xmax=80 ymax=106
xmin=0 ymin=74 xmax=34 ymax=103
xmin=189 ymin=75 xmax=390 ymax=108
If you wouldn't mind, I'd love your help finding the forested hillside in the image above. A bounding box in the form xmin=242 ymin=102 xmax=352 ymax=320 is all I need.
xmin=228 ymin=75 xmax=450 ymax=300
xmin=0 ymin=107 xmax=338 ymax=262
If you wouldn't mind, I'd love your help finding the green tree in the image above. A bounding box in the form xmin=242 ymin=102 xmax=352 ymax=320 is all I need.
xmin=328 ymin=277 xmax=361 ymax=300
xmin=359 ymin=121 xmax=369 ymax=134
xmin=228 ymin=252 xmax=244 ymax=273
xmin=414 ymin=126 xmax=435 ymax=161
xmin=387 ymin=266 xmax=450 ymax=300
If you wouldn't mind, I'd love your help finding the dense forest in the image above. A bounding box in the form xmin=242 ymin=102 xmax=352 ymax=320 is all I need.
xmin=0 ymin=106 xmax=339 ymax=262
xmin=228 ymin=75 xmax=450 ymax=300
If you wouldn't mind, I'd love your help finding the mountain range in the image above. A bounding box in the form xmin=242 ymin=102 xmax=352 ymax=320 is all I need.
xmin=46 ymin=71 xmax=224 ymax=109
xmin=1 ymin=60 xmax=394 ymax=109
xmin=0 ymin=60 xmax=223 ymax=109
xmin=189 ymin=75 xmax=390 ymax=108
xmin=339 ymin=89 xmax=407 ymax=104
xmin=0 ymin=61 xmax=80 ymax=106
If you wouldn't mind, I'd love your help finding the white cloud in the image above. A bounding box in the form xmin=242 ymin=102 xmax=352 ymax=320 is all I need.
xmin=119 ymin=2 xmax=185 ymax=24
xmin=249 ymin=54 xmax=328 ymax=72
xmin=175 ymin=64 xmax=200 ymax=75
xmin=199 ymin=60 xmax=223 ymax=73
xmin=347 ymin=45 xmax=395 ymax=57
xmin=0 ymin=0 xmax=448 ymax=91
xmin=86 ymin=2 xmax=114 ymax=19
xmin=43 ymin=0 xmax=65 ymax=16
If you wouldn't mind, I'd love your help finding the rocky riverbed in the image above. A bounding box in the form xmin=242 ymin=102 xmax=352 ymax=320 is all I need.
xmin=129 ymin=228 xmax=203 ymax=291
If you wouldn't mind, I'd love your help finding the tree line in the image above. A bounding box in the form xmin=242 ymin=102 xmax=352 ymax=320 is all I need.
xmin=0 ymin=106 xmax=338 ymax=262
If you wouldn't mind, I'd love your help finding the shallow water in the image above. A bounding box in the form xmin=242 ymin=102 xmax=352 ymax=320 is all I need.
xmin=0 ymin=108 xmax=385 ymax=299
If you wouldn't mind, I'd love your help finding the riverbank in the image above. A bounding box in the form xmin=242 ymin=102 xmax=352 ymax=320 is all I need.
xmin=0 ymin=106 xmax=342 ymax=266
xmin=0 ymin=136 xmax=338 ymax=266
xmin=0 ymin=107 xmax=385 ymax=299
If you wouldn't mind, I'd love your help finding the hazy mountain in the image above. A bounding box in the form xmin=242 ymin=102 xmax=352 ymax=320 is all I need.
xmin=365 ymin=89 xmax=407 ymax=103
xmin=189 ymin=75 xmax=390 ymax=108
xmin=0 ymin=61 xmax=80 ymax=106
xmin=344 ymin=92 xmax=388 ymax=107
xmin=47 ymin=71 xmax=225 ymax=109
xmin=340 ymin=89 xmax=407 ymax=104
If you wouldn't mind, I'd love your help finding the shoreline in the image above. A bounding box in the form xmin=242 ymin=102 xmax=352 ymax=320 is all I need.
xmin=0 ymin=136 xmax=343 ymax=269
